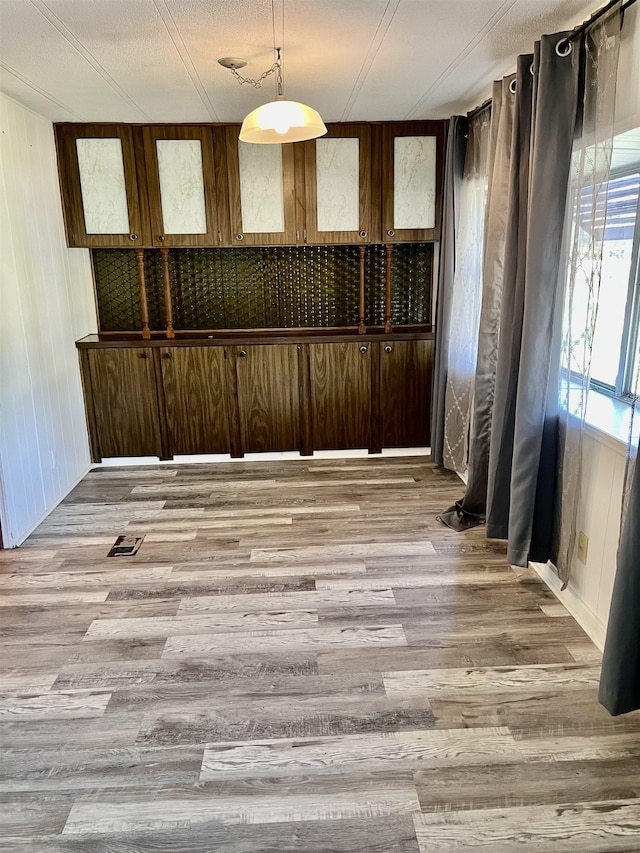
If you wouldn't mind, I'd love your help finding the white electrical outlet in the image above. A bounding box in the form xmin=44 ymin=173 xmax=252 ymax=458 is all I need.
xmin=577 ymin=530 xmax=589 ymax=564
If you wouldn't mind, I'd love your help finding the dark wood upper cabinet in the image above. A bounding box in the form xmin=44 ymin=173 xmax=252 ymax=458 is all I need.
xmin=379 ymin=339 xmax=434 ymax=447
xmin=55 ymin=120 xmax=445 ymax=248
xmin=303 ymin=125 xmax=372 ymax=245
xmin=160 ymin=346 xmax=230 ymax=454
xmin=310 ymin=342 xmax=371 ymax=449
xmin=234 ymin=344 xmax=301 ymax=452
xmin=85 ymin=347 xmax=163 ymax=459
xmin=223 ymin=125 xmax=298 ymax=246
xmin=142 ymin=126 xmax=220 ymax=247
xmin=381 ymin=121 xmax=445 ymax=243
xmin=55 ymin=124 xmax=146 ymax=248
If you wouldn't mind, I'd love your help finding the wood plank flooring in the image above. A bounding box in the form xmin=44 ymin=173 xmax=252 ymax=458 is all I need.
xmin=1 ymin=456 xmax=639 ymax=852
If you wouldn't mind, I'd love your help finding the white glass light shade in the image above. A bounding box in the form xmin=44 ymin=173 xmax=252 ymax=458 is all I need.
xmin=240 ymin=96 xmax=327 ymax=144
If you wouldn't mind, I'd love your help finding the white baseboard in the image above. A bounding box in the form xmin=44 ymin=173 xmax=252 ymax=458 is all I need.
xmin=531 ymin=560 xmax=606 ymax=651
xmin=96 ymin=448 xmax=433 ymax=467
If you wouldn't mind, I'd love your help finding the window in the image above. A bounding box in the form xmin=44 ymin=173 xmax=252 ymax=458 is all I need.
xmin=590 ymin=168 xmax=640 ymax=397
xmin=589 ymin=127 xmax=640 ymax=402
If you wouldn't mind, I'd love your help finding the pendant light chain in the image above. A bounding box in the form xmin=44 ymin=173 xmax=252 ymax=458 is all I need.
xmin=228 ymin=62 xmax=278 ymax=89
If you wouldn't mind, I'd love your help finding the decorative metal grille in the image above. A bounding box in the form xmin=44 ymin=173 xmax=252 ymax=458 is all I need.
xmin=392 ymin=243 xmax=433 ymax=326
xmin=93 ymin=249 xmax=163 ymax=332
xmin=92 ymin=243 xmax=432 ymax=332
xmin=365 ymin=244 xmax=387 ymax=326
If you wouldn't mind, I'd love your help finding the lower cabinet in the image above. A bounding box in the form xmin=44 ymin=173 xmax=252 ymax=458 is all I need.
xmin=79 ymin=337 xmax=433 ymax=460
xmin=310 ymin=342 xmax=371 ymax=450
xmin=380 ymin=339 xmax=434 ymax=447
xmin=160 ymin=347 xmax=230 ymax=455
xmin=234 ymin=344 xmax=301 ymax=453
xmin=84 ymin=348 xmax=163 ymax=459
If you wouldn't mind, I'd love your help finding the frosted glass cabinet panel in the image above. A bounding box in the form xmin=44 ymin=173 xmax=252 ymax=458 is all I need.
xmin=304 ymin=125 xmax=372 ymax=244
xmin=156 ymin=139 xmax=207 ymax=234
xmin=76 ymin=138 xmax=130 ymax=234
xmin=316 ymin=138 xmax=359 ymax=231
xmin=382 ymin=122 xmax=444 ymax=242
xmin=143 ymin=126 xmax=219 ymax=247
xmin=224 ymin=126 xmax=297 ymax=245
xmin=238 ymin=142 xmax=285 ymax=233
xmin=55 ymin=124 xmax=143 ymax=247
xmin=393 ymin=136 xmax=436 ymax=230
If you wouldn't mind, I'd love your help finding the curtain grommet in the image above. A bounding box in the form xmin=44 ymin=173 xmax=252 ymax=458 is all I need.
xmin=556 ymin=38 xmax=572 ymax=57
xmin=509 ymin=79 xmax=517 ymax=94
xmin=530 ymin=62 xmax=535 ymax=75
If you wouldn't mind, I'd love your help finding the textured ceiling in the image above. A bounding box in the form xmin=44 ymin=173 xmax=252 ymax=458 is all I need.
xmin=0 ymin=0 xmax=603 ymax=123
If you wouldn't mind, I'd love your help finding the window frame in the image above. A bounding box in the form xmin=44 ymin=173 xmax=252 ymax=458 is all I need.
xmin=589 ymin=162 xmax=640 ymax=403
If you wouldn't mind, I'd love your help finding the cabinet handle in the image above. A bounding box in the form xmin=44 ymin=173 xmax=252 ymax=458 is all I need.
xmin=236 ymin=234 xmax=244 ymax=241
xmin=162 ymin=352 xmax=171 ymax=359
xmin=384 ymin=345 xmax=393 ymax=353
xmin=139 ymin=351 xmax=148 ymax=359
xmin=359 ymin=345 xmax=368 ymax=354
xmin=238 ymin=350 xmax=247 ymax=358
xmin=129 ymin=233 xmax=139 ymax=241
xmin=386 ymin=229 xmax=395 ymax=237
xmin=157 ymin=235 xmax=165 ymax=242
xmin=359 ymin=230 xmax=367 ymax=239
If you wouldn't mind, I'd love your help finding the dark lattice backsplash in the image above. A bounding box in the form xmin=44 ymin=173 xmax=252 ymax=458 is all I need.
xmin=92 ymin=244 xmax=432 ymax=332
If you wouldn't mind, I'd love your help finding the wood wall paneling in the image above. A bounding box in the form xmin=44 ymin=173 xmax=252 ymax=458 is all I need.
xmin=235 ymin=345 xmax=301 ymax=452
xmin=310 ymin=343 xmax=371 ymax=450
xmin=380 ymin=339 xmax=434 ymax=447
xmin=160 ymin=347 xmax=230 ymax=455
xmin=86 ymin=348 xmax=162 ymax=458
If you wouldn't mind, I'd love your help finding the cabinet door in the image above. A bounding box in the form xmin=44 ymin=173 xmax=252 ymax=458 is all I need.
xmin=160 ymin=347 xmax=230 ymax=454
xmin=381 ymin=122 xmax=445 ymax=243
xmin=310 ymin=343 xmax=371 ymax=449
xmin=380 ymin=340 xmax=434 ymax=447
xmin=55 ymin=124 xmax=145 ymax=248
xmin=235 ymin=345 xmax=301 ymax=452
xmin=304 ymin=125 xmax=372 ymax=244
xmin=86 ymin=348 xmax=162 ymax=458
xmin=224 ymin=126 xmax=297 ymax=246
xmin=143 ymin=126 xmax=220 ymax=247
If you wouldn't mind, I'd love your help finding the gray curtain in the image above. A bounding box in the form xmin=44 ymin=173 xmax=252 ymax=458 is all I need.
xmin=500 ymin=32 xmax=581 ymax=567
xmin=439 ymin=31 xmax=582 ymax=567
xmin=599 ymin=433 xmax=640 ymax=714
xmin=442 ymin=109 xmax=491 ymax=476
xmin=438 ymin=77 xmax=515 ymax=530
xmin=485 ymin=53 xmax=534 ymax=540
xmin=431 ymin=116 xmax=467 ymax=465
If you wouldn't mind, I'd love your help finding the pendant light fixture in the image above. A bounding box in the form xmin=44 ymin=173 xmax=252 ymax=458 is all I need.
xmin=218 ymin=1 xmax=326 ymax=144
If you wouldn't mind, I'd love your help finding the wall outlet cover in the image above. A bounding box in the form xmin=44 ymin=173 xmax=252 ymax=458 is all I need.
xmin=577 ymin=530 xmax=589 ymax=564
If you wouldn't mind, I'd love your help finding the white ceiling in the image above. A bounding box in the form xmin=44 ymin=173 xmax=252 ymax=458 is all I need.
xmin=0 ymin=0 xmax=603 ymax=124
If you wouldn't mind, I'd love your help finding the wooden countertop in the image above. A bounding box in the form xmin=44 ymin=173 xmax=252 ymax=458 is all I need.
xmin=76 ymin=327 xmax=434 ymax=348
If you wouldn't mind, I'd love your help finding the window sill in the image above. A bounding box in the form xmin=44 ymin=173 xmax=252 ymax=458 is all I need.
xmin=584 ymin=389 xmax=635 ymax=453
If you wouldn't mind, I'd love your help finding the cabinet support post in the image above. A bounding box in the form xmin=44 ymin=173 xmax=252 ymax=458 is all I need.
xmin=358 ymin=245 xmax=366 ymax=334
xmin=384 ymin=243 xmax=393 ymax=333
xmin=160 ymin=247 xmax=175 ymax=339
xmin=135 ymin=248 xmax=151 ymax=340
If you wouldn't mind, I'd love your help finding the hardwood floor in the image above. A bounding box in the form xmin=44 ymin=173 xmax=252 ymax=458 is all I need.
xmin=1 ymin=456 xmax=639 ymax=852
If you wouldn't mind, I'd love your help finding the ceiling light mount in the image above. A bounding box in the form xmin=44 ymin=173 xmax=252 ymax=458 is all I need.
xmin=218 ymin=2 xmax=326 ymax=145
xmin=217 ymin=57 xmax=248 ymax=71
